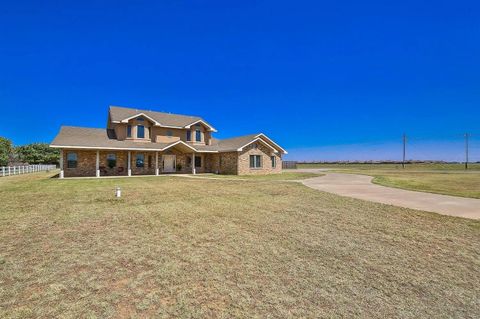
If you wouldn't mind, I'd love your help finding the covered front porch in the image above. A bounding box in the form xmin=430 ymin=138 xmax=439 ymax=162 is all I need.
xmin=59 ymin=143 xmax=215 ymax=178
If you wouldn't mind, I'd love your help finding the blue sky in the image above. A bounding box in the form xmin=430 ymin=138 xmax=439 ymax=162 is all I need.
xmin=1 ymin=0 xmax=479 ymax=161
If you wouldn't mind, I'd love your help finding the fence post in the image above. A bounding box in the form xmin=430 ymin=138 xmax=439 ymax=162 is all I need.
xmin=1 ymin=167 xmax=4 ymax=177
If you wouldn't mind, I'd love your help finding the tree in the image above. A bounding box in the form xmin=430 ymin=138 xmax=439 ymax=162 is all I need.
xmin=15 ymin=143 xmax=60 ymax=165
xmin=0 ymin=137 xmax=13 ymax=166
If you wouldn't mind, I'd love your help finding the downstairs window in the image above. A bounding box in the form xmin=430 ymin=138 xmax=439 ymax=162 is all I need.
xmin=107 ymin=154 xmax=116 ymax=168
xmin=67 ymin=152 xmax=77 ymax=168
xmin=250 ymin=155 xmax=262 ymax=168
xmin=136 ymin=154 xmax=144 ymax=167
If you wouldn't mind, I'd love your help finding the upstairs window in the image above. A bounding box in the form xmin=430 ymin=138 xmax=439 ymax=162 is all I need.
xmin=186 ymin=130 xmax=191 ymax=141
xmin=107 ymin=154 xmax=116 ymax=168
xmin=167 ymin=130 xmax=173 ymax=137
xmin=136 ymin=154 xmax=144 ymax=167
xmin=195 ymin=129 xmax=201 ymax=142
xmin=137 ymin=125 xmax=145 ymax=138
xmin=136 ymin=117 xmax=144 ymax=121
xmin=271 ymin=156 xmax=276 ymax=168
xmin=250 ymin=155 xmax=262 ymax=168
xmin=127 ymin=125 xmax=132 ymax=138
xmin=67 ymin=152 xmax=77 ymax=168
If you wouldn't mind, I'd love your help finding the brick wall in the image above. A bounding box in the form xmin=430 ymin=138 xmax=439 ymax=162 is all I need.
xmin=61 ymin=145 xmax=282 ymax=177
xmin=237 ymin=142 xmax=282 ymax=175
xmin=63 ymin=150 xmax=96 ymax=177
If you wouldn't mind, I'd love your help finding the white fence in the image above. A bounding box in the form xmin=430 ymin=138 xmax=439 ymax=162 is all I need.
xmin=0 ymin=164 xmax=57 ymax=177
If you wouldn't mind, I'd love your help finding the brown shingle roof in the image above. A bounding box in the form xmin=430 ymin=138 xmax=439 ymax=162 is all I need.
xmin=109 ymin=105 xmax=211 ymax=129
xmin=50 ymin=127 xmax=286 ymax=154
xmin=213 ymin=134 xmax=259 ymax=152
xmin=51 ymin=126 xmax=176 ymax=150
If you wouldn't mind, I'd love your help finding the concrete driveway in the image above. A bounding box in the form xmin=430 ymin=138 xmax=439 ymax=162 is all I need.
xmin=299 ymin=170 xmax=480 ymax=219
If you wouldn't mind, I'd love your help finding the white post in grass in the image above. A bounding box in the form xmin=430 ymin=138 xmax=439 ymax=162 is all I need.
xmin=59 ymin=150 xmax=64 ymax=178
xmin=192 ymin=153 xmax=196 ymax=175
xmin=1 ymin=167 xmax=4 ymax=177
xmin=127 ymin=151 xmax=132 ymax=176
xmin=96 ymin=150 xmax=100 ymax=178
xmin=155 ymin=151 xmax=159 ymax=176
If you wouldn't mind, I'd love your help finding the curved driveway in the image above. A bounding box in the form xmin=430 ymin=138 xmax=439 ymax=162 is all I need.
xmin=299 ymin=170 xmax=480 ymax=219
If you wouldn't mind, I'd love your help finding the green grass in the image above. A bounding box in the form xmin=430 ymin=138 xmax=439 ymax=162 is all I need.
xmin=295 ymin=163 xmax=480 ymax=198
xmin=322 ymin=169 xmax=480 ymax=199
xmin=190 ymin=171 xmax=322 ymax=180
xmin=297 ymin=162 xmax=480 ymax=170
xmin=0 ymin=172 xmax=479 ymax=318
xmin=370 ymin=172 xmax=480 ymax=199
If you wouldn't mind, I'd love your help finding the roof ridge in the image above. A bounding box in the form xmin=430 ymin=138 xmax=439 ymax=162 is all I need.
xmin=218 ymin=133 xmax=260 ymax=141
xmin=109 ymin=105 xmax=202 ymax=120
xmin=61 ymin=125 xmax=105 ymax=131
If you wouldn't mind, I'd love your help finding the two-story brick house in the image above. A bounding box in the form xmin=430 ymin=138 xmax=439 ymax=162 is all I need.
xmin=50 ymin=106 xmax=287 ymax=178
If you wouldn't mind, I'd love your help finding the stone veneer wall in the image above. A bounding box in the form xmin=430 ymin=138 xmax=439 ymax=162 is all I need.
xmin=237 ymin=142 xmax=282 ymax=175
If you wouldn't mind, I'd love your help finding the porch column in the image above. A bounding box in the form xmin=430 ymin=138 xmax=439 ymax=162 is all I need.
xmin=95 ymin=150 xmax=100 ymax=177
xmin=192 ymin=152 xmax=196 ymax=174
xmin=155 ymin=151 xmax=159 ymax=176
xmin=127 ymin=151 xmax=132 ymax=176
xmin=59 ymin=149 xmax=64 ymax=179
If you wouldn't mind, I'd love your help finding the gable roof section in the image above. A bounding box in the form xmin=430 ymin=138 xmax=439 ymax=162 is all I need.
xmin=213 ymin=133 xmax=287 ymax=154
xmin=109 ymin=105 xmax=217 ymax=131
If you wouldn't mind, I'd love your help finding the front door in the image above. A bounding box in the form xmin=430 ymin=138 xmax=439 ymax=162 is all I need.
xmin=163 ymin=155 xmax=176 ymax=173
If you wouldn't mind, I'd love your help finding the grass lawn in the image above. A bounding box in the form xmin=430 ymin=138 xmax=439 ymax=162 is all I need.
xmin=1 ymin=172 xmax=479 ymax=318
xmin=189 ymin=171 xmax=322 ymax=180
xmin=369 ymin=171 xmax=480 ymax=199
xmin=297 ymin=162 xmax=480 ymax=171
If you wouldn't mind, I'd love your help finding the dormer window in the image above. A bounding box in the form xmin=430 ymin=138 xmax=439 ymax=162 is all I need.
xmin=136 ymin=117 xmax=144 ymax=121
xmin=195 ymin=129 xmax=201 ymax=142
xmin=137 ymin=125 xmax=145 ymax=138
xmin=127 ymin=125 xmax=132 ymax=138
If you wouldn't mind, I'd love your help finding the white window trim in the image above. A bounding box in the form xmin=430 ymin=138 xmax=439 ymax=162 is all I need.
xmin=255 ymin=134 xmax=288 ymax=154
xmin=119 ymin=113 xmax=161 ymax=126
xmin=184 ymin=119 xmax=217 ymax=132
xmin=237 ymin=138 xmax=278 ymax=153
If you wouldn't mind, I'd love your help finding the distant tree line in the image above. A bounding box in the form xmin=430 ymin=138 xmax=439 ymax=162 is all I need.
xmin=0 ymin=136 xmax=59 ymax=166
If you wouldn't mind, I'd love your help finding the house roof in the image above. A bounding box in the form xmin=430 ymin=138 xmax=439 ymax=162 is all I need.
xmin=212 ymin=133 xmax=287 ymax=153
xmin=50 ymin=126 xmax=196 ymax=152
xmin=109 ymin=105 xmax=217 ymax=131
xmin=50 ymin=126 xmax=287 ymax=154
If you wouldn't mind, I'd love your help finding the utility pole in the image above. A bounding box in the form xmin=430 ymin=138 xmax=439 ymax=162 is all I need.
xmin=465 ymin=133 xmax=470 ymax=170
xmin=402 ymin=133 xmax=407 ymax=169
